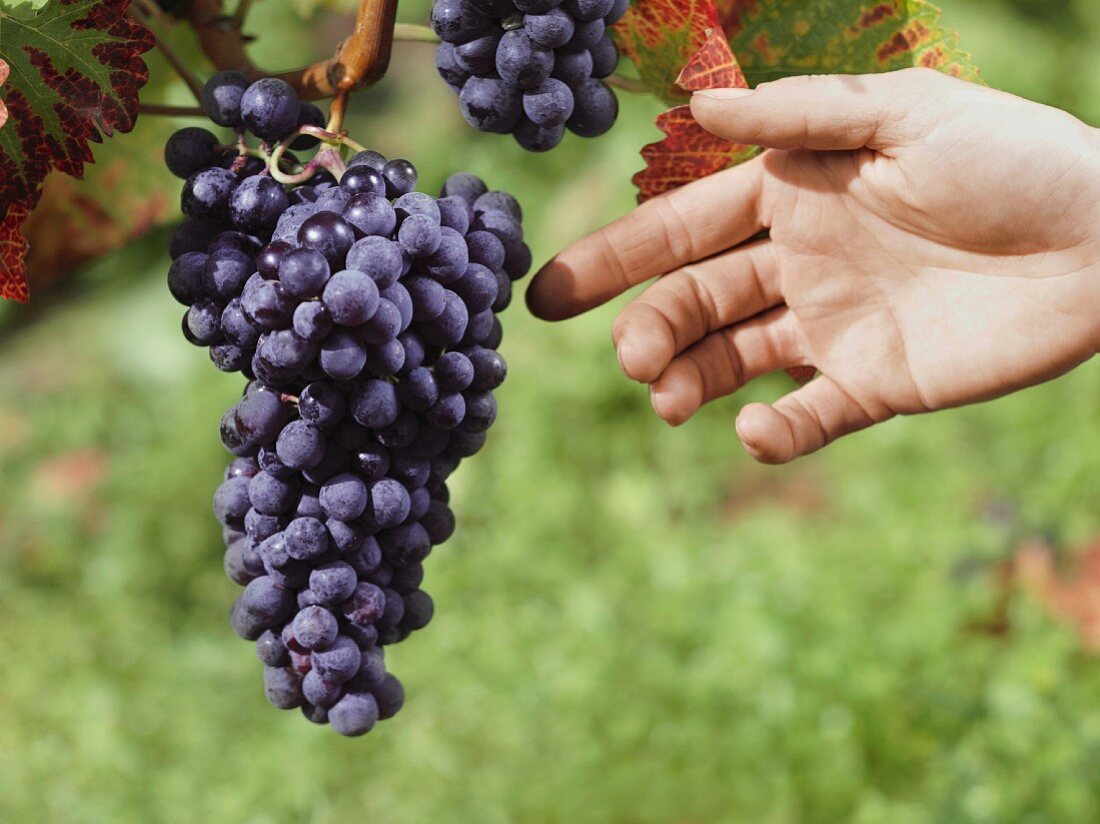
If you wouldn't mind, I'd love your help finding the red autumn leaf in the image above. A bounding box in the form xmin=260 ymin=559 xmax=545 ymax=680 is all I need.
xmin=0 ymin=0 xmax=154 ymax=303
xmin=633 ymin=25 xmax=758 ymax=203
xmin=612 ymin=0 xmax=722 ymax=105
xmin=677 ymin=26 xmax=748 ymax=91
xmin=1 ymin=205 xmax=31 ymax=303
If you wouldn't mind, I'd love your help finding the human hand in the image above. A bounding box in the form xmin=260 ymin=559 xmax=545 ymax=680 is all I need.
xmin=527 ymin=68 xmax=1100 ymax=463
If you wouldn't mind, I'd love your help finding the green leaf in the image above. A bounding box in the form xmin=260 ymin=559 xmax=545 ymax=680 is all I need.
xmin=0 ymin=0 xmax=154 ymax=301
xmin=719 ymin=0 xmax=982 ymax=86
xmin=612 ymin=0 xmax=721 ymax=106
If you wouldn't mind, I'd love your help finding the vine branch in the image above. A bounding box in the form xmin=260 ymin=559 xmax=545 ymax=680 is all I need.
xmin=130 ymin=0 xmax=205 ymax=102
xmin=184 ymin=0 xmax=399 ymax=102
xmin=139 ymin=103 xmax=206 ymax=116
xmin=606 ymin=74 xmax=650 ymax=94
xmin=327 ymin=0 xmax=399 ymax=131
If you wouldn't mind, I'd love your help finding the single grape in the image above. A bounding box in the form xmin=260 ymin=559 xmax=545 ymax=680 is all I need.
xmin=551 ymin=48 xmax=594 ymax=87
xmin=201 ymin=71 xmax=250 ymax=127
xmin=165 ymin=127 xmax=221 ymax=179
xmin=230 ymin=175 xmax=290 ymax=235
xmin=181 ymin=167 xmax=236 ymax=222
xmin=435 ymin=42 xmax=471 ymax=91
xmin=524 ymin=9 xmax=574 ymax=49
xmin=329 ymin=692 xmax=379 ymax=737
xmin=382 ymin=159 xmax=418 ymax=198
xmin=298 ymin=212 xmax=357 ymax=269
xmin=589 ymin=34 xmax=619 ymax=78
xmin=240 ymin=77 xmax=302 ymax=141
xmin=430 ymin=0 xmax=493 ymax=43
xmin=566 ymin=77 xmax=618 ymax=137
xmin=453 ymin=28 xmax=503 ymax=75
xmin=311 ymin=636 xmax=362 ymax=684
xmin=496 ymin=30 xmax=554 ymax=90
xmin=322 ymin=269 xmax=381 ymax=327
xmin=523 ymin=79 xmax=575 ymax=126
xmin=514 ymin=119 xmax=565 ymax=151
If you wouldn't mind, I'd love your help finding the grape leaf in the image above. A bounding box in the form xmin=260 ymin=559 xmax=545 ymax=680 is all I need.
xmin=633 ymin=29 xmax=759 ymax=202
xmin=612 ymin=0 xmax=722 ymax=105
xmin=0 ymin=0 xmax=154 ymax=302
xmin=718 ymin=0 xmax=982 ymax=85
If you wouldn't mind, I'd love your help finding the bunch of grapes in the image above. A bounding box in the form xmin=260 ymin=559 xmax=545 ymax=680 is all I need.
xmin=164 ymin=72 xmax=529 ymax=736
xmin=432 ymin=0 xmax=626 ymax=150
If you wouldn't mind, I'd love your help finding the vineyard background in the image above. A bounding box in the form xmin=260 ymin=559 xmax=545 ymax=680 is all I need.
xmin=2 ymin=0 xmax=1100 ymax=820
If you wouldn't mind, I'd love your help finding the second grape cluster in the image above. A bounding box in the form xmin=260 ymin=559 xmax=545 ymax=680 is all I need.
xmin=432 ymin=0 xmax=625 ymax=150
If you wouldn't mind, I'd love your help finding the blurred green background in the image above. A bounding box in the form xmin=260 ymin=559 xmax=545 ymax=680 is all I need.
xmin=2 ymin=0 xmax=1099 ymax=821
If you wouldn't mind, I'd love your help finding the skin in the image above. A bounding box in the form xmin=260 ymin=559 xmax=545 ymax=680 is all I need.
xmin=527 ymin=68 xmax=1100 ymax=464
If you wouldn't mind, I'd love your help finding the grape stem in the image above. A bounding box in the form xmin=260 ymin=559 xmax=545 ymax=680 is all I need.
xmin=326 ymin=0 xmax=399 ymax=132
xmin=138 ymin=103 xmax=206 ymax=116
xmin=606 ymin=74 xmax=650 ymax=94
xmin=392 ymin=23 xmax=439 ymax=43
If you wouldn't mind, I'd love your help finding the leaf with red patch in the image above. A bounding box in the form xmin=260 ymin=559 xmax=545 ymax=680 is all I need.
xmin=0 ymin=0 xmax=154 ymax=302
xmin=718 ymin=0 xmax=981 ymax=86
xmin=1 ymin=204 xmax=32 ymax=302
xmin=633 ymin=25 xmax=758 ymax=202
xmin=612 ymin=0 xmax=722 ymax=105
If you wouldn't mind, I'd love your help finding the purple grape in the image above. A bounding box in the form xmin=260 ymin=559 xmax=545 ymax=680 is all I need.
xmin=241 ymin=78 xmax=301 ymax=141
xmin=524 ymin=9 xmax=574 ymax=49
xmin=343 ymin=194 xmax=397 ymax=239
xmin=566 ymin=77 xmax=618 ymax=137
xmin=382 ymin=159 xmax=419 ymax=198
xmin=453 ymin=27 xmax=503 ymax=75
xmin=431 ymin=0 xmax=492 ymax=43
xmin=181 ymin=167 xmax=236 ymax=222
xmin=435 ymin=42 xmax=470 ymax=91
xmin=165 ymin=127 xmax=220 ymax=179
xmin=459 ymin=77 xmax=522 ymax=133
xmin=293 ymin=605 xmax=339 ymax=650
xmin=298 ymin=212 xmax=356 ymax=269
xmin=330 ymin=692 xmax=379 ymax=736
xmin=230 ymin=175 xmax=290 ymax=235
xmin=201 ymin=71 xmax=250 ymax=127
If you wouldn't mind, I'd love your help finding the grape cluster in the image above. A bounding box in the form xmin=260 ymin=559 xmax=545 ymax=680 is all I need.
xmin=165 ymin=73 xmax=529 ymax=736
xmin=432 ymin=0 xmax=626 ymax=150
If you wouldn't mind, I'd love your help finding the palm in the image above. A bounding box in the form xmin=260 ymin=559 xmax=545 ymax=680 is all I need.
xmin=768 ymin=141 xmax=1098 ymax=414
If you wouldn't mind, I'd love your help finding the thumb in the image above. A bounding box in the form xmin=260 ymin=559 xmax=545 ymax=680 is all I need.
xmin=690 ymin=68 xmax=941 ymax=152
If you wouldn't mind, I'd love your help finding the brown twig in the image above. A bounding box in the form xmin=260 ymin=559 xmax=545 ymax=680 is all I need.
xmin=130 ymin=1 xmax=206 ymax=102
xmin=230 ymin=0 xmax=253 ymax=30
xmin=606 ymin=74 xmax=650 ymax=94
xmin=185 ymin=0 xmax=397 ymax=102
xmin=327 ymin=0 xmax=399 ymax=131
xmin=139 ymin=102 xmax=206 ymax=116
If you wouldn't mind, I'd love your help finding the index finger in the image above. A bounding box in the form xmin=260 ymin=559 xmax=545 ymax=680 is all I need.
xmin=526 ymin=156 xmax=767 ymax=321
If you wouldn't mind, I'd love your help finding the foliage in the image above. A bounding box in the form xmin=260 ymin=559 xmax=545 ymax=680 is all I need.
xmin=616 ymin=0 xmax=982 ymax=201
xmin=0 ymin=0 xmax=153 ymax=301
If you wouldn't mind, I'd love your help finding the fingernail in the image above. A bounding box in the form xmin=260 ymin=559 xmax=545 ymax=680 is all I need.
xmin=694 ymin=87 xmax=754 ymax=100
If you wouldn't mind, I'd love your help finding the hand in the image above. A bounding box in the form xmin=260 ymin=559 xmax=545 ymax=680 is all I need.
xmin=527 ymin=68 xmax=1100 ymax=463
